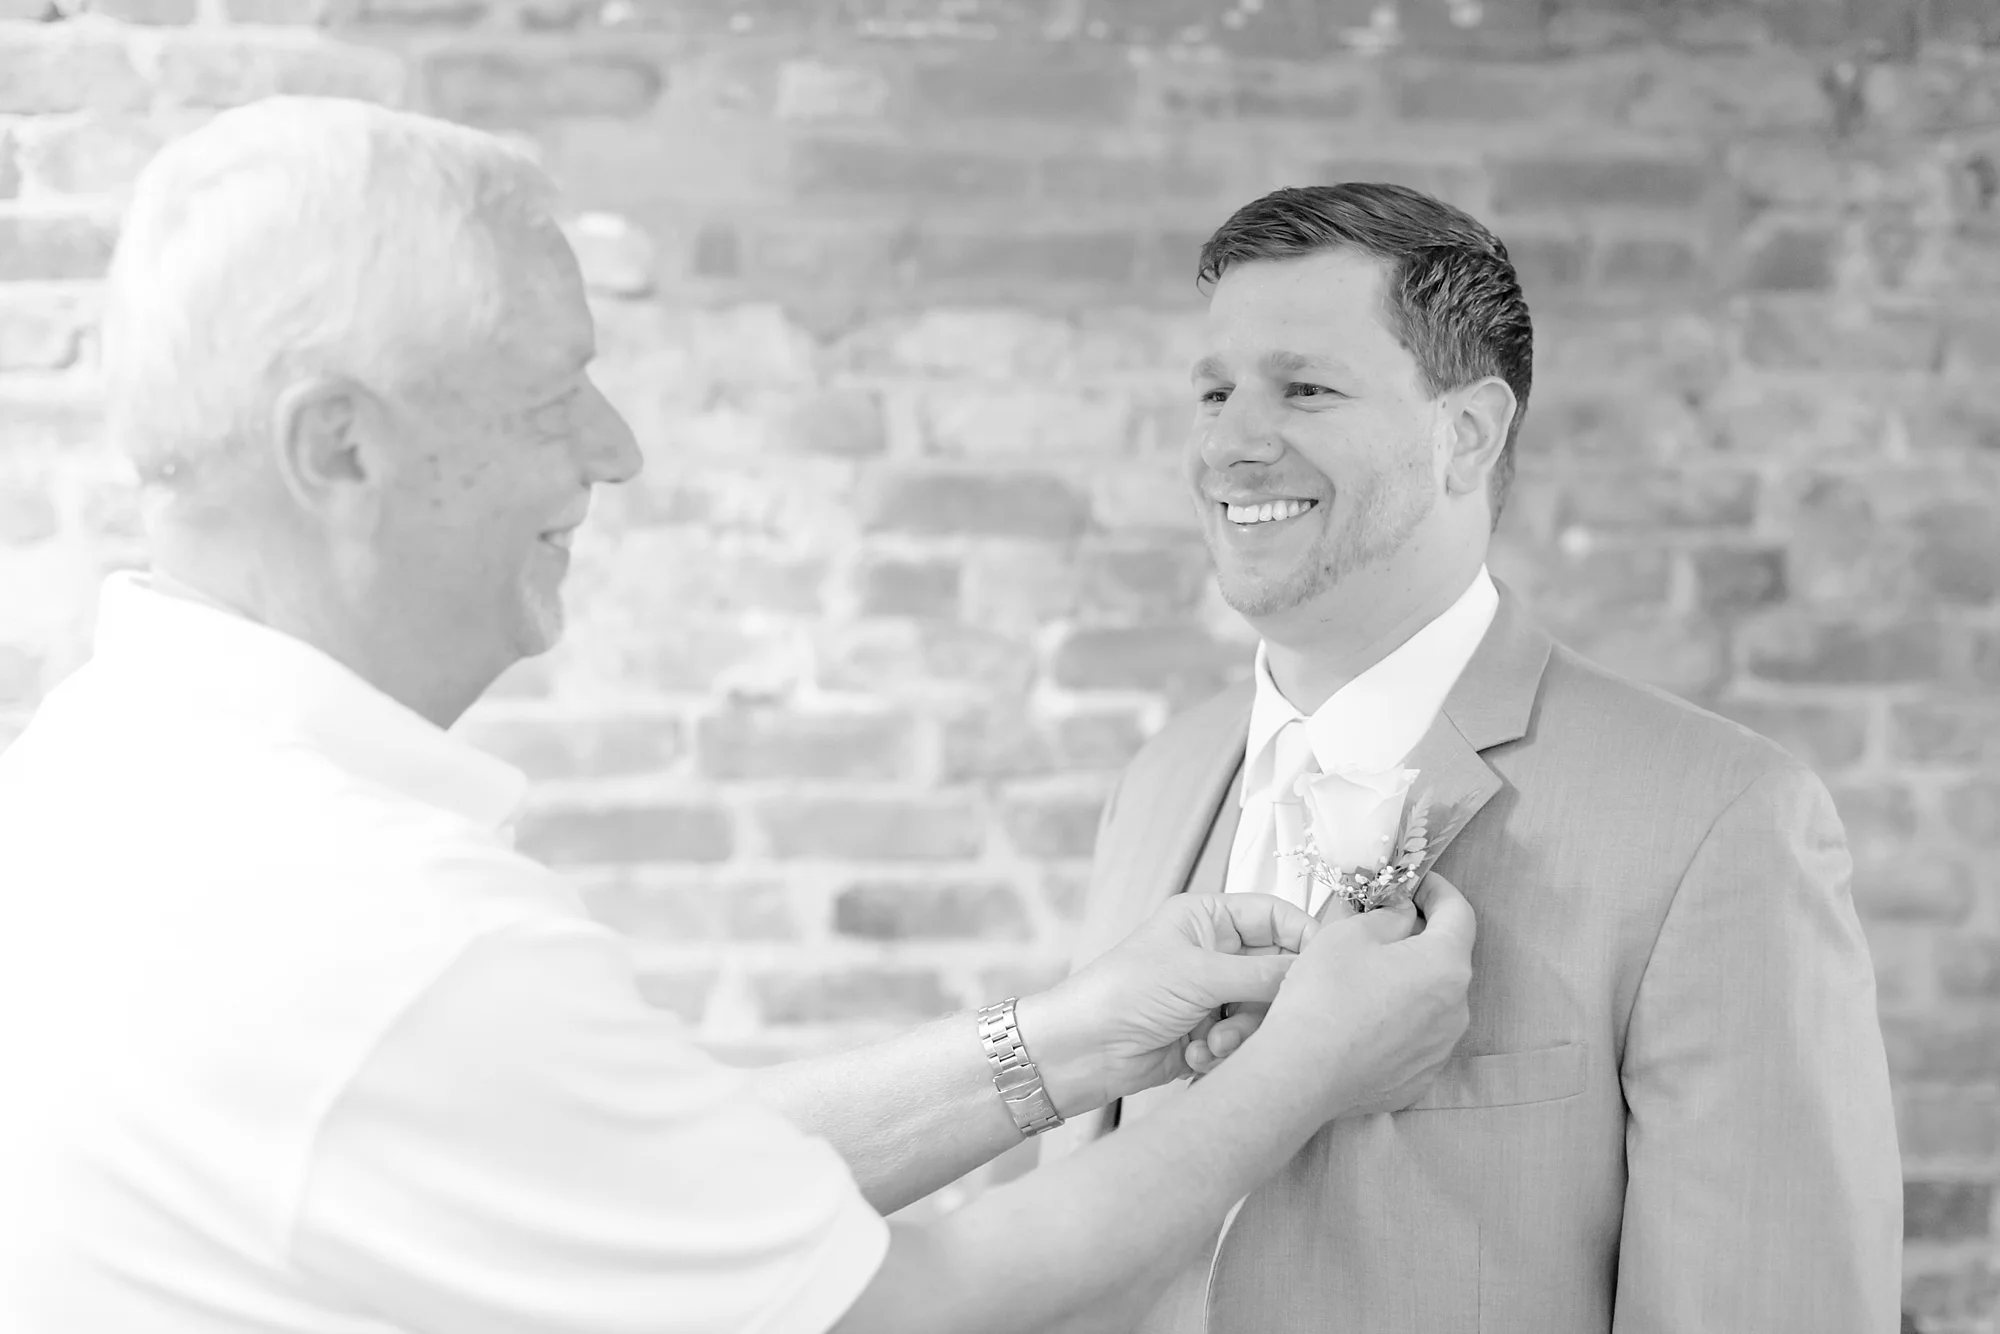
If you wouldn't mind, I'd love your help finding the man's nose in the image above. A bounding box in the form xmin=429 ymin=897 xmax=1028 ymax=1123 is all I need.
xmin=1197 ymin=389 xmax=1285 ymax=472
xmin=576 ymin=381 xmax=643 ymax=485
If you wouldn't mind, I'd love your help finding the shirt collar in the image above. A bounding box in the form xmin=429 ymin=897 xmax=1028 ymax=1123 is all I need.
xmin=1241 ymin=566 xmax=1500 ymax=803
xmin=89 ymin=573 xmax=528 ymax=831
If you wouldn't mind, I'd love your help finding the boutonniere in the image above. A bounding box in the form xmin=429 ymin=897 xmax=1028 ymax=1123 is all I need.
xmin=1280 ymin=765 xmax=1435 ymax=915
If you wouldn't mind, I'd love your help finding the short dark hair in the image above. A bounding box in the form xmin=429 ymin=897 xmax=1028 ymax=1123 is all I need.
xmin=1197 ymin=183 xmax=1534 ymax=523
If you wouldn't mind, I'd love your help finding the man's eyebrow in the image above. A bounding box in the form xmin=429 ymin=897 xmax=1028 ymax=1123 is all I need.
xmin=1260 ymin=349 xmax=1351 ymax=377
xmin=1190 ymin=355 xmax=1228 ymax=382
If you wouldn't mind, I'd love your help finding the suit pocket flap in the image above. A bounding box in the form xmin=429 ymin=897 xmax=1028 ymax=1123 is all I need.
xmin=1405 ymin=1041 xmax=1585 ymax=1111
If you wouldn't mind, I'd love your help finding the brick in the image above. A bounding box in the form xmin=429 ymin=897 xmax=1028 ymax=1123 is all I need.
xmin=690 ymin=222 xmax=740 ymax=277
xmin=0 ymin=0 xmax=53 ymax=14
xmin=757 ymin=797 xmax=983 ymax=861
xmin=938 ymin=706 xmax=1055 ymax=782
xmin=1051 ymin=626 xmax=1242 ymax=698
xmin=1972 ymin=627 xmax=2000 ymax=689
xmin=914 ymin=230 xmax=1139 ymax=291
xmin=1945 ymin=781 xmax=2000 ymax=850
xmin=1537 ymin=311 xmax=1727 ymax=398
xmin=634 ymin=969 xmax=714 ymax=1023
xmin=157 ymin=33 xmax=407 ymax=108
xmin=1491 ymin=155 xmax=1711 ymax=212
xmin=0 ymin=131 xmax=16 ymax=200
xmin=1502 ymin=232 xmax=1588 ymax=296
xmin=833 ymin=881 xmax=1031 ymax=942
xmin=1710 ymin=701 xmax=1866 ymax=772
xmin=961 ymin=543 xmax=1076 ymax=631
xmin=1038 ymin=154 xmax=1224 ymax=202
xmin=1913 ymin=502 xmax=2000 ymax=606
xmin=768 ymin=389 xmax=885 ymax=458
xmin=563 ymin=212 xmax=654 ymax=298
xmin=1089 ymin=468 xmax=1200 ymax=534
xmin=793 ymin=139 xmax=1029 ymax=199
xmin=1560 ymin=611 xmax=1729 ymax=698
xmin=833 ymin=309 xmax=1076 ymax=379
xmin=1902 ymin=1260 xmax=2000 ymax=1327
xmin=920 ymin=389 xmax=1129 ymax=459
xmin=1077 ymin=543 xmax=1209 ymax=619
xmin=861 ymin=469 xmax=1091 ymax=541
xmin=1853 ymin=853 xmax=1974 ymax=925
xmin=1940 ymin=933 xmax=2000 ymax=999
xmin=223 ymin=0 xmax=325 ymax=20
xmin=1693 ymin=547 xmax=1787 ymax=613
xmin=1154 ymin=58 xmax=1373 ymax=121
xmin=87 ymin=0 xmax=195 ymax=20
xmin=0 ymin=483 xmax=60 ymax=548
xmin=1557 ymin=469 xmax=1759 ymax=531
xmin=454 ymin=714 xmax=684 ymax=780
xmin=1709 ymin=385 xmax=1897 ymax=462
xmin=1595 ymin=236 xmax=1701 ymax=289
xmin=752 ymin=969 xmax=957 ymax=1026
xmin=1906 ymin=1180 xmax=1993 ymax=1242
xmin=1901 ymin=1087 xmax=2000 ymax=1159
xmin=1893 ymin=698 xmax=2000 ymax=766
xmin=0 ymin=28 xmax=148 ymax=114
xmin=999 ymin=794 xmax=1106 ymax=859
xmin=1741 ymin=223 xmax=1838 ymax=292
xmin=16 ymin=117 xmax=163 ymax=198
xmin=0 ymin=212 xmax=116 ymax=281
xmin=910 ymin=51 xmax=1133 ymax=122
xmin=516 ymin=804 xmax=734 ymax=866
xmin=349 ymin=0 xmax=485 ymax=21
xmin=1496 ymin=543 xmax=1672 ymax=630
xmin=584 ymin=876 xmax=794 ymax=942
xmin=0 ymin=286 xmax=88 ymax=371
xmin=773 ymin=58 xmax=893 ymax=121
xmin=1514 ymin=389 xmax=1709 ymax=463
xmin=1744 ymin=616 xmax=1943 ymax=685
xmin=602 ymin=620 xmax=804 ymax=693
xmin=696 ymin=707 xmax=914 ymax=782
xmin=852 ymin=554 xmax=960 ymax=618
xmin=1832 ymin=782 xmax=1916 ymax=848
xmin=421 ymin=51 xmax=660 ymax=123
xmin=1625 ymin=55 xmax=1834 ymax=134
xmin=1741 ymin=302 xmax=1947 ymax=373
xmin=1884 ymin=1013 xmax=2000 ymax=1081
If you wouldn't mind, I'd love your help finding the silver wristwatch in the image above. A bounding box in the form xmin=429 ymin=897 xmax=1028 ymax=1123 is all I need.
xmin=976 ymin=997 xmax=1064 ymax=1138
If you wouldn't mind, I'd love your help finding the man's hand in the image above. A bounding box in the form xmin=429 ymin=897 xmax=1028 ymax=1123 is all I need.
xmin=1014 ymin=893 xmax=1317 ymax=1117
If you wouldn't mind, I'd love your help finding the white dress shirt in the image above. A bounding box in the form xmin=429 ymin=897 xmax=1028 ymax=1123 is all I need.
xmin=1225 ymin=568 xmax=1500 ymax=912
xmin=0 ymin=575 xmax=886 ymax=1334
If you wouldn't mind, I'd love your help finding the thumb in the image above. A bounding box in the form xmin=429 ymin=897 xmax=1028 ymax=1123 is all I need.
xmin=1352 ymin=901 xmax=1418 ymax=944
xmin=1187 ymin=949 xmax=1296 ymax=1008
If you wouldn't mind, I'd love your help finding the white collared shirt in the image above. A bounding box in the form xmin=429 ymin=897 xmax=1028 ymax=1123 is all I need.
xmin=0 ymin=575 xmax=885 ymax=1334
xmin=1224 ymin=568 xmax=1500 ymax=900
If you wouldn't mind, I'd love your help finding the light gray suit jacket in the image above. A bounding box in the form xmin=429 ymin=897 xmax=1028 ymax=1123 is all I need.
xmin=1041 ymin=586 xmax=1902 ymax=1334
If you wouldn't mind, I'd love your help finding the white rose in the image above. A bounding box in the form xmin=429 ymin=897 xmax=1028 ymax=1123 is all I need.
xmin=1295 ymin=765 xmax=1419 ymax=872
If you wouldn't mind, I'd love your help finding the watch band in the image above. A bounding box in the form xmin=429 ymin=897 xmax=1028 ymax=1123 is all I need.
xmin=976 ymin=997 xmax=1064 ymax=1138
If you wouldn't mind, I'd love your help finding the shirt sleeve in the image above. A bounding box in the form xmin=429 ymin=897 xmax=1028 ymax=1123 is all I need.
xmin=287 ymin=918 xmax=888 ymax=1334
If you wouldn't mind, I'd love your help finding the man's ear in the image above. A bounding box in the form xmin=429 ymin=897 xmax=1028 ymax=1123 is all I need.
xmin=1443 ymin=377 xmax=1517 ymax=500
xmin=269 ymin=377 xmax=385 ymax=528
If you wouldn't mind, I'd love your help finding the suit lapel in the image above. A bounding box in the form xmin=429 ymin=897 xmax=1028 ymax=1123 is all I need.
xmin=1183 ymin=763 xmax=1243 ymax=899
xmin=1402 ymin=580 xmax=1556 ymax=879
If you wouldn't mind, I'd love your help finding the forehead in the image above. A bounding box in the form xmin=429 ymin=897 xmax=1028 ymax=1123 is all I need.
xmin=488 ymin=215 xmax=595 ymax=373
xmin=1201 ymin=248 xmax=1404 ymax=367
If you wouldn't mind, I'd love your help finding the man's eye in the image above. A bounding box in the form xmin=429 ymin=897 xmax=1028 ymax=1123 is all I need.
xmin=1288 ymin=383 xmax=1337 ymax=398
xmin=1198 ymin=387 xmax=1230 ymax=404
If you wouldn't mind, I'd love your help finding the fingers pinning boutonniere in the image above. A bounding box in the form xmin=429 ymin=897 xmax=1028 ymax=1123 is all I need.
xmin=1278 ymin=765 xmax=1435 ymax=915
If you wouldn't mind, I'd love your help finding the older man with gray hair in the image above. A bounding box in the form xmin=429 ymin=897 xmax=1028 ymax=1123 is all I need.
xmin=0 ymin=96 xmax=1477 ymax=1333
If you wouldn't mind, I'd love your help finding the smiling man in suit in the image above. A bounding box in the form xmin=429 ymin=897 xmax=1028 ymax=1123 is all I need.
xmin=1041 ymin=183 xmax=1903 ymax=1333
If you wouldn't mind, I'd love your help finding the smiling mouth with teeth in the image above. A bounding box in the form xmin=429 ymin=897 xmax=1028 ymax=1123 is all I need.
xmin=1225 ymin=498 xmax=1319 ymax=526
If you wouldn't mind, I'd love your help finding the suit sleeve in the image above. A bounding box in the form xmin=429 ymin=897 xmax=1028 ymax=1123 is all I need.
xmin=1613 ymin=761 xmax=1903 ymax=1334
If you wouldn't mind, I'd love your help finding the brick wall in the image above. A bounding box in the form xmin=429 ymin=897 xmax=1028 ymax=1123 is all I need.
xmin=2 ymin=0 xmax=1997 ymax=1323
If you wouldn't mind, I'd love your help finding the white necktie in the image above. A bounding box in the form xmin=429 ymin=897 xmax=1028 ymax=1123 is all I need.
xmin=1233 ymin=718 xmax=1320 ymax=911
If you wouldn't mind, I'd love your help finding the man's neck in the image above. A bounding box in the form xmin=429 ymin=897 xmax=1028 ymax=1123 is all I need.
xmin=1260 ymin=565 xmax=1482 ymax=715
xmin=147 ymin=555 xmax=487 ymax=730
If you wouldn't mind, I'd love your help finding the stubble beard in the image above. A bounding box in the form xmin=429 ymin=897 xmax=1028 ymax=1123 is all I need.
xmin=1210 ymin=459 xmax=1437 ymax=620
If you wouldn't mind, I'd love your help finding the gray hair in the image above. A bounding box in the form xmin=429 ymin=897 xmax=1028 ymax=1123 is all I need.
xmin=102 ymin=96 xmax=554 ymax=487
